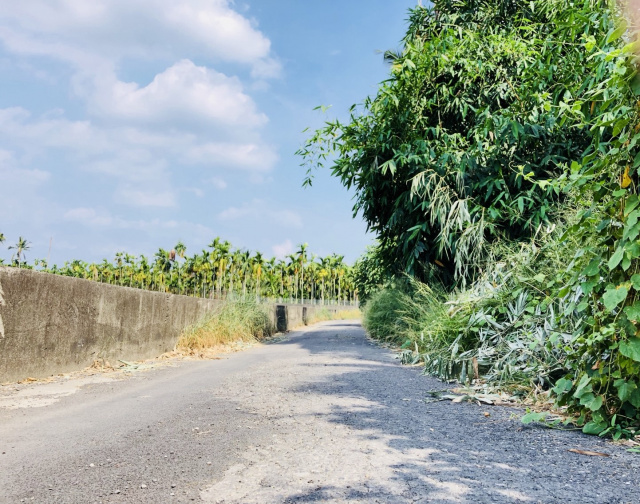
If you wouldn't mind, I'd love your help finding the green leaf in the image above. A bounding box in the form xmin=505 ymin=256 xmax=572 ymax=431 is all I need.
xmin=583 ymin=421 xmax=608 ymax=435
xmin=624 ymin=303 xmax=640 ymax=321
xmin=632 ymin=72 xmax=640 ymax=97
xmin=581 ymin=278 xmax=598 ymax=295
xmin=553 ymin=377 xmax=573 ymax=396
xmin=380 ymin=159 xmax=397 ymax=176
xmin=615 ymin=379 xmax=637 ymax=402
xmin=607 ymin=20 xmax=628 ymax=44
xmin=623 ymin=221 xmax=640 ymax=242
xmin=627 ymin=210 xmax=640 ymax=229
xmin=590 ymin=395 xmax=604 ymax=411
xmin=573 ymin=374 xmax=592 ymax=399
xmin=625 ymin=195 xmax=640 ymax=214
xmin=619 ymin=338 xmax=640 ymax=362
xmin=602 ymin=286 xmax=629 ymax=311
xmin=583 ymin=258 xmax=600 ymax=276
xmin=631 ymin=274 xmax=640 ymax=290
xmin=630 ymin=388 xmax=640 ymax=408
xmin=579 ymin=393 xmax=603 ymax=411
xmin=609 ymin=247 xmax=624 ymax=270
xmin=522 ymin=411 xmax=548 ymax=424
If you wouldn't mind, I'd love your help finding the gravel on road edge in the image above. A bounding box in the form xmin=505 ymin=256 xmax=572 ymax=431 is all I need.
xmin=1 ymin=320 xmax=639 ymax=503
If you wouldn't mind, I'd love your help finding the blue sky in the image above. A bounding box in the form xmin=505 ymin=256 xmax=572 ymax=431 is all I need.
xmin=0 ymin=0 xmax=419 ymax=266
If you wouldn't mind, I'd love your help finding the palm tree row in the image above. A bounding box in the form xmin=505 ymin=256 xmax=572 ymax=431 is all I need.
xmin=0 ymin=234 xmax=357 ymax=304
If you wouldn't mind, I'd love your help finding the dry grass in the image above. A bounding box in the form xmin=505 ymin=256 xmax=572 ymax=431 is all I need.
xmin=307 ymin=307 xmax=361 ymax=325
xmin=177 ymin=300 xmax=274 ymax=352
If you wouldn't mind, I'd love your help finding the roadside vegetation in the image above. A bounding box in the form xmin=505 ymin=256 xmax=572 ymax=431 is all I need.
xmin=301 ymin=0 xmax=640 ymax=438
xmin=177 ymin=299 xmax=275 ymax=352
xmin=307 ymin=307 xmax=362 ymax=325
xmin=0 ymin=236 xmax=357 ymax=304
xmin=177 ymin=301 xmax=360 ymax=354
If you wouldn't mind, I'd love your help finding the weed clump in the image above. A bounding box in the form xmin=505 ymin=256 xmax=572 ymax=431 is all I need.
xmin=177 ymin=300 xmax=274 ymax=351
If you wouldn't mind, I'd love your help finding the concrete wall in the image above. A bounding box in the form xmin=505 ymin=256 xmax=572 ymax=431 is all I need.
xmin=0 ymin=267 xmax=346 ymax=383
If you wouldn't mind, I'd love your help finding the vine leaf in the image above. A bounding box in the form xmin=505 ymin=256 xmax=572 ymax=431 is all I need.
xmin=619 ymin=338 xmax=640 ymax=362
xmin=602 ymin=286 xmax=628 ymax=311
xmin=608 ymin=247 xmax=624 ymax=270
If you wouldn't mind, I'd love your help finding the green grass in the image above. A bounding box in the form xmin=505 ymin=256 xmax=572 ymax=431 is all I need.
xmin=178 ymin=302 xmax=361 ymax=353
xmin=362 ymin=217 xmax=587 ymax=392
xmin=361 ymin=287 xmax=409 ymax=343
xmin=177 ymin=300 xmax=274 ymax=351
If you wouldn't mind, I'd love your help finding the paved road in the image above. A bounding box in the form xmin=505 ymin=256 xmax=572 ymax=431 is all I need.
xmin=1 ymin=320 xmax=639 ymax=503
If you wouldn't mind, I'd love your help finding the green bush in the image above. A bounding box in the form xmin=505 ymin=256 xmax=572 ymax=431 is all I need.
xmin=362 ymin=286 xmax=410 ymax=343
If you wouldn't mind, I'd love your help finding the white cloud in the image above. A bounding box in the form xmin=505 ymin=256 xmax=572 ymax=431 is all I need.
xmin=0 ymin=149 xmax=57 ymax=227
xmin=0 ymin=148 xmax=51 ymax=184
xmin=218 ymin=206 xmax=251 ymax=220
xmin=0 ymin=0 xmax=279 ymax=77
xmin=250 ymin=57 xmax=283 ymax=80
xmin=185 ymin=141 xmax=278 ymax=171
xmin=0 ymin=107 xmax=101 ymax=152
xmin=164 ymin=1 xmax=275 ymax=65
xmin=0 ymin=106 xmax=278 ymax=208
xmin=0 ymin=0 xmax=283 ymax=255
xmin=207 ymin=177 xmax=228 ymax=190
xmin=273 ymin=210 xmax=303 ymax=229
xmin=0 ymin=0 xmax=279 ymax=151
xmin=64 ymin=208 xmax=114 ymax=227
xmin=218 ymin=200 xmax=303 ymax=229
xmin=114 ymin=187 xmax=177 ymax=208
xmin=272 ymin=239 xmax=294 ymax=260
xmin=64 ymin=207 xmax=214 ymax=236
xmin=183 ymin=187 xmax=205 ymax=198
xmin=92 ymin=60 xmax=268 ymax=129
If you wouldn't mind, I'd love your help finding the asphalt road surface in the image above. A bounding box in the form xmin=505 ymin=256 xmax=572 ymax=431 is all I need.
xmin=1 ymin=320 xmax=639 ymax=504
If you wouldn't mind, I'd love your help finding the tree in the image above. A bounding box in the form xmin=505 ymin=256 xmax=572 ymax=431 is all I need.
xmin=299 ymin=0 xmax=603 ymax=288
xmin=353 ymin=246 xmax=387 ymax=304
xmin=296 ymin=243 xmax=309 ymax=301
xmin=9 ymin=236 xmax=31 ymax=268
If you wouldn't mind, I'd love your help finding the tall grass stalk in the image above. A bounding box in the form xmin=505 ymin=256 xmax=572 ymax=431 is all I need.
xmin=363 ymin=210 xmax=588 ymax=392
xmin=177 ymin=300 xmax=274 ymax=351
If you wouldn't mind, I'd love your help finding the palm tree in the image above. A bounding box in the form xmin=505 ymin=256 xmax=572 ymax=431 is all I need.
xmin=1 ymin=235 xmax=356 ymax=304
xmin=9 ymin=236 xmax=31 ymax=268
xmin=296 ymin=243 xmax=309 ymax=302
xmin=287 ymin=254 xmax=299 ymax=301
xmin=240 ymin=250 xmax=251 ymax=297
xmin=252 ymin=252 xmax=265 ymax=300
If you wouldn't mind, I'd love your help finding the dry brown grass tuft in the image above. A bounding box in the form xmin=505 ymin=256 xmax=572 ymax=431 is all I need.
xmin=177 ymin=300 xmax=274 ymax=352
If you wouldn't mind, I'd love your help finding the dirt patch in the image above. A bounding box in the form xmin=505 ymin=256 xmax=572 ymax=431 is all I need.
xmin=0 ymin=375 xmax=117 ymax=409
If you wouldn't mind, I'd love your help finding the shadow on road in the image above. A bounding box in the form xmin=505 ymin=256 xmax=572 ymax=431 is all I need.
xmin=274 ymin=321 xmax=640 ymax=503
